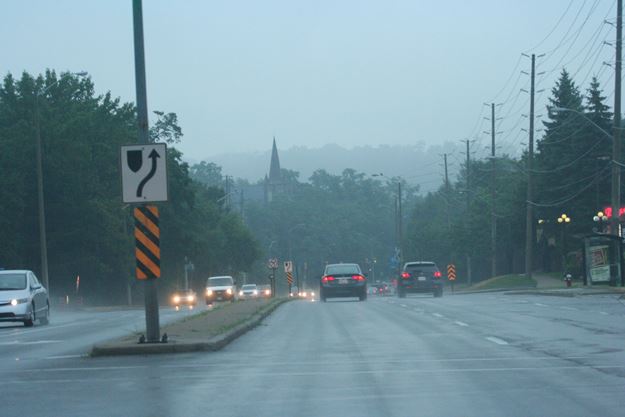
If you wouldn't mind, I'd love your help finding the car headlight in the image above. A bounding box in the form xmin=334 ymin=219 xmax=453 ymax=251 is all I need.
xmin=206 ymin=289 xmax=213 ymax=296
xmin=239 ymin=291 xmax=244 ymax=296
xmin=265 ymin=289 xmax=271 ymax=295
xmin=302 ymin=292 xmax=307 ymax=297
xmin=253 ymin=290 xmax=258 ymax=295
xmin=187 ymin=295 xmax=195 ymax=302
xmin=173 ymin=295 xmax=180 ymax=303
xmin=226 ymin=288 xmax=232 ymax=295
xmin=311 ymin=292 xmax=315 ymax=297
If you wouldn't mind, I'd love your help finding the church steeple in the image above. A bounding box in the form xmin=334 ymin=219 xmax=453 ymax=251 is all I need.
xmin=268 ymin=136 xmax=282 ymax=184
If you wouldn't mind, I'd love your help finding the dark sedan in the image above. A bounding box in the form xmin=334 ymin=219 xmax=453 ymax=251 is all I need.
xmin=319 ymin=263 xmax=367 ymax=302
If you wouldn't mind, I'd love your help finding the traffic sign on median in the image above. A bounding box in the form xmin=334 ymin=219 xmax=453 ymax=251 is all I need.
xmin=121 ymin=143 xmax=168 ymax=203
xmin=447 ymin=264 xmax=456 ymax=281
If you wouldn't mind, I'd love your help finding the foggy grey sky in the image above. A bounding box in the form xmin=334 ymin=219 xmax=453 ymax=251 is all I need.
xmin=2 ymin=1 xmax=617 ymax=161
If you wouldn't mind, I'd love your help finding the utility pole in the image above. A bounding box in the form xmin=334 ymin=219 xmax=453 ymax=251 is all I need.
xmin=240 ymin=188 xmax=245 ymax=220
xmin=225 ymin=175 xmax=230 ymax=209
xmin=490 ymin=103 xmax=497 ymax=278
xmin=525 ymin=54 xmax=536 ymax=280
xmin=398 ymin=181 xmax=403 ymax=265
xmin=443 ymin=153 xmax=451 ymax=230
xmin=611 ymin=0 xmax=623 ymax=284
xmin=464 ymin=139 xmax=473 ymax=285
xmin=133 ymin=0 xmax=159 ymax=342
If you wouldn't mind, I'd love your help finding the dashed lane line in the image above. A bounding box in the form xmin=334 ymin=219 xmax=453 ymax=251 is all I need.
xmin=486 ymin=336 xmax=508 ymax=346
xmin=454 ymin=321 xmax=469 ymax=327
xmin=432 ymin=313 xmax=444 ymax=318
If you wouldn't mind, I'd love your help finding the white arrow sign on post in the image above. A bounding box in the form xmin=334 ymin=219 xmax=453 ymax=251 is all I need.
xmin=121 ymin=143 xmax=168 ymax=203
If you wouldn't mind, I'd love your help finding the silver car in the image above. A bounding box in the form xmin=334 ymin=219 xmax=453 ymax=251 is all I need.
xmin=239 ymin=284 xmax=258 ymax=299
xmin=0 ymin=270 xmax=50 ymax=327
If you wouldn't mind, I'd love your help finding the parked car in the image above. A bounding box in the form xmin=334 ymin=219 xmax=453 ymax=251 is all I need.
xmin=319 ymin=263 xmax=367 ymax=302
xmin=171 ymin=289 xmax=197 ymax=309
xmin=0 ymin=270 xmax=49 ymax=327
xmin=397 ymin=261 xmax=443 ymax=298
xmin=239 ymin=284 xmax=259 ymax=299
xmin=205 ymin=276 xmax=236 ymax=303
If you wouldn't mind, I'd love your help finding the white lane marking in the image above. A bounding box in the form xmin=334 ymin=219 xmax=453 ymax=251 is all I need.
xmin=400 ymin=304 xmax=408 ymax=308
xmin=432 ymin=313 xmax=444 ymax=318
xmin=0 ymin=340 xmax=62 ymax=346
xmin=486 ymin=336 xmax=508 ymax=345
xmin=454 ymin=321 xmax=469 ymax=327
xmin=12 ymin=365 xmax=625 ymax=383
xmin=560 ymin=306 xmax=577 ymax=311
xmin=599 ymin=311 xmax=609 ymax=315
xmin=44 ymin=354 xmax=85 ymax=360
xmin=534 ymin=303 xmax=547 ymax=307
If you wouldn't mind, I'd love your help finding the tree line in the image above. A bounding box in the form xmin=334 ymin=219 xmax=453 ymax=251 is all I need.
xmin=0 ymin=71 xmax=260 ymax=303
xmin=202 ymin=69 xmax=617 ymax=285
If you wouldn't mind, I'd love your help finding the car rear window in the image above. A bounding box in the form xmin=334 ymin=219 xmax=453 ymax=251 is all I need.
xmin=405 ymin=264 xmax=439 ymax=275
xmin=325 ymin=264 xmax=361 ymax=275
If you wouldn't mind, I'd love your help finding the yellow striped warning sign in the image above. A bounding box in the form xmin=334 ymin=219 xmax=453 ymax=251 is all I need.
xmin=134 ymin=205 xmax=160 ymax=279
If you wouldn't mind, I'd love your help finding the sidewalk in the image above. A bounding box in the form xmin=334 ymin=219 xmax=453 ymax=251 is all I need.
xmin=91 ymin=298 xmax=289 ymax=356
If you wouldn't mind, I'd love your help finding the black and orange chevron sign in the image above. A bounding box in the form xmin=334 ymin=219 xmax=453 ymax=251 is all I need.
xmin=134 ymin=205 xmax=160 ymax=280
xmin=447 ymin=264 xmax=456 ymax=281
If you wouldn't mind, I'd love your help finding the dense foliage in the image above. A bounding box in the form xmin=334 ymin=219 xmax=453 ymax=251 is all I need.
xmin=0 ymin=71 xmax=259 ymax=303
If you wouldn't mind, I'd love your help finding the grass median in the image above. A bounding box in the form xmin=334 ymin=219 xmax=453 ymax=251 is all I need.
xmin=90 ymin=297 xmax=289 ymax=357
xmin=468 ymin=274 xmax=537 ymax=291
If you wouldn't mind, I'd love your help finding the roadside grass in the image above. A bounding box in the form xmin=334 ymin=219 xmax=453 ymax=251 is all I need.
xmin=471 ymin=274 xmax=537 ymax=290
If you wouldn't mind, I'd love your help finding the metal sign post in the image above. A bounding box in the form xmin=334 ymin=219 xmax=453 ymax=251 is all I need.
xmin=284 ymin=261 xmax=293 ymax=293
xmin=126 ymin=0 xmax=164 ymax=343
xmin=267 ymin=258 xmax=278 ymax=297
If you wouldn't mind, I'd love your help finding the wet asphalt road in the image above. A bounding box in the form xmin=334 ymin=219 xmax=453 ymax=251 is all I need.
xmin=1 ymin=293 xmax=625 ymax=417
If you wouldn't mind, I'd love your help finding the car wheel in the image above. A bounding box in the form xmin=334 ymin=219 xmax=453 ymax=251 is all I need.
xmin=39 ymin=302 xmax=50 ymax=325
xmin=359 ymin=291 xmax=367 ymax=301
xmin=24 ymin=304 xmax=35 ymax=327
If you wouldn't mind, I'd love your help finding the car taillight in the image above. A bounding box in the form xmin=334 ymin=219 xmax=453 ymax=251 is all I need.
xmin=401 ymin=272 xmax=411 ymax=279
xmin=322 ymin=276 xmax=335 ymax=283
xmin=352 ymin=275 xmax=365 ymax=281
xmin=434 ymin=271 xmax=442 ymax=278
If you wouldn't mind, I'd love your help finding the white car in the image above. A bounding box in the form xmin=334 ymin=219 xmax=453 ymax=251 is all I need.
xmin=0 ymin=270 xmax=50 ymax=327
xmin=239 ymin=284 xmax=259 ymax=299
xmin=205 ymin=276 xmax=236 ymax=303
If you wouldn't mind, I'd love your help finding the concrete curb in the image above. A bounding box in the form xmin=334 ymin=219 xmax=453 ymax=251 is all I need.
xmin=453 ymin=286 xmax=537 ymax=295
xmin=504 ymin=289 xmax=625 ymax=297
xmin=90 ymin=298 xmax=290 ymax=357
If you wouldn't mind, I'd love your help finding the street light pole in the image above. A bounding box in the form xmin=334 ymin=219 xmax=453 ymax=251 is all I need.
xmin=34 ymin=94 xmax=49 ymax=291
xmin=611 ymin=0 xmax=623 ymax=240
xmin=34 ymin=71 xmax=88 ymax=293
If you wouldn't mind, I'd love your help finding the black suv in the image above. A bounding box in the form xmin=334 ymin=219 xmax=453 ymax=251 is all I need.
xmin=397 ymin=261 xmax=443 ymax=298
